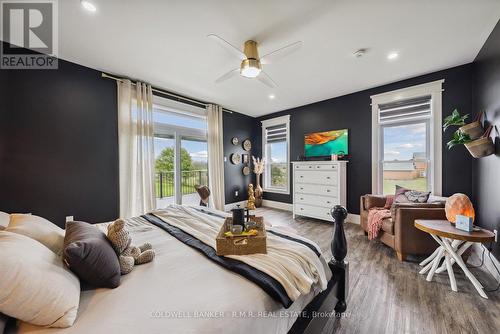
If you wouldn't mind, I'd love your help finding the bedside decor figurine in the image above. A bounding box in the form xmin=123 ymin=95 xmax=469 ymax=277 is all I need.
xmin=252 ymin=156 xmax=264 ymax=207
xmin=247 ymin=184 xmax=256 ymax=210
xmin=329 ymin=205 xmax=349 ymax=313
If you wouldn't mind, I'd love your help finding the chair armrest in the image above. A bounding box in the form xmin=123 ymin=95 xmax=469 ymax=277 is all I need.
xmin=394 ymin=207 xmax=446 ymax=254
xmin=361 ymin=194 xmax=387 ymax=211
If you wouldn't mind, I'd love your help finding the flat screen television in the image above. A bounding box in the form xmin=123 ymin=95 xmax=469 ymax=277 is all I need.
xmin=304 ymin=129 xmax=348 ymax=158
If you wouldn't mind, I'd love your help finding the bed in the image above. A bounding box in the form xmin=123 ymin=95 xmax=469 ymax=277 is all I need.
xmin=7 ymin=206 xmax=347 ymax=334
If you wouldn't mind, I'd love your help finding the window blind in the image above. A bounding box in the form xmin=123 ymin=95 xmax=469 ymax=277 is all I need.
xmin=265 ymin=123 xmax=287 ymax=143
xmin=378 ymin=95 xmax=431 ymax=124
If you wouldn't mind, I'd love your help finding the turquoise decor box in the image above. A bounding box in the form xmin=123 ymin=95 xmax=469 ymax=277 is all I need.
xmin=456 ymin=215 xmax=473 ymax=232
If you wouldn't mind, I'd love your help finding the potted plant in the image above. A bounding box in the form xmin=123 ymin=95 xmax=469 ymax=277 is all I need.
xmin=443 ymin=109 xmax=494 ymax=158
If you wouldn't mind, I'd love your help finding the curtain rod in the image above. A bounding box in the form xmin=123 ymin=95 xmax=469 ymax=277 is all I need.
xmin=101 ymin=73 xmax=233 ymax=113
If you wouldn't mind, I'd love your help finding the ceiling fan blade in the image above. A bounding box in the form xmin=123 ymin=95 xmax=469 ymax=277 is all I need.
xmin=260 ymin=41 xmax=303 ymax=64
xmin=207 ymin=34 xmax=246 ymax=61
xmin=215 ymin=68 xmax=240 ymax=84
xmin=257 ymin=71 xmax=277 ymax=88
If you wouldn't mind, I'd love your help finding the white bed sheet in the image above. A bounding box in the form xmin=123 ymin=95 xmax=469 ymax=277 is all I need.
xmin=16 ymin=208 xmax=332 ymax=334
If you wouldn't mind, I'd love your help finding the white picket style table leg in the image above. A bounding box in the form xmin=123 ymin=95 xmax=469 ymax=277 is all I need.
xmin=422 ymin=233 xmax=488 ymax=299
xmin=435 ymin=240 xmax=472 ymax=274
xmin=419 ymin=247 xmax=440 ymax=267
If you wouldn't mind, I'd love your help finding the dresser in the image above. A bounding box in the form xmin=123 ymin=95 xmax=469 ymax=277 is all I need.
xmin=292 ymin=161 xmax=347 ymax=221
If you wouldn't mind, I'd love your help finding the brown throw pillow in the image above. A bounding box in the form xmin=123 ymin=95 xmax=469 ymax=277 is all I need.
xmin=63 ymin=221 xmax=121 ymax=289
xmin=394 ymin=185 xmax=430 ymax=203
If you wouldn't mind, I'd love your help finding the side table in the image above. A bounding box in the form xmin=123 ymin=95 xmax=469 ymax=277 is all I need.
xmin=415 ymin=219 xmax=495 ymax=299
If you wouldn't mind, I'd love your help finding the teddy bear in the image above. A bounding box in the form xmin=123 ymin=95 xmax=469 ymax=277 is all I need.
xmin=107 ymin=219 xmax=155 ymax=275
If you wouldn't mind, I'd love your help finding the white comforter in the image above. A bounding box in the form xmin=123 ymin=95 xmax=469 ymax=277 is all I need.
xmin=15 ymin=206 xmax=332 ymax=334
xmin=153 ymin=205 xmax=329 ymax=302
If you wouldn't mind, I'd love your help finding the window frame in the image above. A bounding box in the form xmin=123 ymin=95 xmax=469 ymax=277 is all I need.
xmin=371 ymin=80 xmax=443 ymax=195
xmin=261 ymin=115 xmax=291 ymax=195
xmin=379 ymin=119 xmax=431 ymax=195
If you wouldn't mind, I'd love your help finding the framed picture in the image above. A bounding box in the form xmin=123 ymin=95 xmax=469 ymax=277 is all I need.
xmin=242 ymin=154 xmax=249 ymax=164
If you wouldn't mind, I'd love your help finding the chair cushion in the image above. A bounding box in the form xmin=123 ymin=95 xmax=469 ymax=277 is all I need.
xmin=381 ymin=217 xmax=394 ymax=234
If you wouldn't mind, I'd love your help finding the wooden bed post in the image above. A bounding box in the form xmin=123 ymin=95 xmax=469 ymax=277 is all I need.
xmin=329 ymin=205 xmax=348 ymax=313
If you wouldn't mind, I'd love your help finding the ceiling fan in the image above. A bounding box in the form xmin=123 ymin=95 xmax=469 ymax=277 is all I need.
xmin=207 ymin=34 xmax=302 ymax=88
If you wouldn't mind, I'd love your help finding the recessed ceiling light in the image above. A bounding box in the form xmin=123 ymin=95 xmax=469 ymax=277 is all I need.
xmin=81 ymin=0 xmax=97 ymax=12
xmin=387 ymin=52 xmax=399 ymax=60
xmin=268 ymin=94 xmax=275 ymax=100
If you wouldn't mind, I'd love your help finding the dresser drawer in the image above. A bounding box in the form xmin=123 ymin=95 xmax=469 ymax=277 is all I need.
xmin=295 ymin=183 xmax=337 ymax=196
xmin=294 ymin=204 xmax=333 ymax=221
xmin=294 ymin=164 xmax=315 ymax=170
xmin=295 ymin=170 xmax=338 ymax=185
xmin=295 ymin=193 xmax=338 ymax=207
xmin=314 ymin=164 xmax=338 ymax=171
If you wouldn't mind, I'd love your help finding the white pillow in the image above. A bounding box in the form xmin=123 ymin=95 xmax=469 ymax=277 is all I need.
xmin=0 ymin=231 xmax=80 ymax=327
xmin=0 ymin=211 xmax=9 ymax=230
xmin=6 ymin=214 xmax=64 ymax=254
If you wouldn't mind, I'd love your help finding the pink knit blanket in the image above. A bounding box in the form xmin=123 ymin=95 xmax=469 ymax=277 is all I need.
xmin=367 ymin=209 xmax=391 ymax=240
xmin=367 ymin=195 xmax=394 ymax=240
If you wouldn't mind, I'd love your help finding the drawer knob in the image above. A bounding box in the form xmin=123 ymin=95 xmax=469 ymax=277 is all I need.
xmin=327 ymin=201 xmax=331 ymax=204
xmin=326 ymin=190 xmax=330 ymax=192
xmin=300 ymin=198 xmax=304 ymax=200
xmin=326 ymin=176 xmax=331 ymax=179
xmin=300 ymin=175 xmax=303 ymax=178
xmin=308 ymin=166 xmax=312 ymax=168
xmin=300 ymin=187 xmax=303 ymax=190
xmin=300 ymin=208 xmax=304 ymax=211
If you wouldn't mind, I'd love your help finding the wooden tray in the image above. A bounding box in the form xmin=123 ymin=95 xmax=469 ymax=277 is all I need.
xmin=216 ymin=216 xmax=267 ymax=256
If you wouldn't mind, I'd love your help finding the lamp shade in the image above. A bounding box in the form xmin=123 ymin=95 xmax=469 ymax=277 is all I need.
xmin=445 ymin=193 xmax=475 ymax=224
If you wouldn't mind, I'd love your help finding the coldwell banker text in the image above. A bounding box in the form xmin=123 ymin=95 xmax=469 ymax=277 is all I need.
xmin=1 ymin=0 xmax=58 ymax=69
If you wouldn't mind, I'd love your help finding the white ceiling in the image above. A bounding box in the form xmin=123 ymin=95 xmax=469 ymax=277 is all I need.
xmin=58 ymin=0 xmax=500 ymax=117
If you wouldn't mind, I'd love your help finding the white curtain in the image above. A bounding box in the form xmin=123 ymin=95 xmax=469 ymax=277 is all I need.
xmin=117 ymin=80 xmax=155 ymax=218
xmin=206 ymin=104 xmax=225 ymax=211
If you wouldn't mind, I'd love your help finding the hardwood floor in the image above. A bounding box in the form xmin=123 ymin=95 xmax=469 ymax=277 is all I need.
xmin=255 ymin=207 xmax=500 ymax=334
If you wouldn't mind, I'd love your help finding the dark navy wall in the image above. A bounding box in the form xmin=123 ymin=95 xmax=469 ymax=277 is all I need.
xmin=259 ymin=64 xmax=474 ymax=214
xmin=472 ymin=20 xmax=500 ymax=258
xmin=223 ymin=111 xmax=261 ymax=205
xmin=0 ymin=45 xmax=119 ymax=227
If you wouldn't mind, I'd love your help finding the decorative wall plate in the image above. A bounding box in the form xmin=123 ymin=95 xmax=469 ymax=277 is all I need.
xmin=230 ymin=153 xmax=241 ymax=165
xmin=231 ymin=137 xmax=239 ymax=145
xmin=243 ymin=139 xmax=252 ymax=151
xmin=242 ymin=166 xmax=250 ymax=175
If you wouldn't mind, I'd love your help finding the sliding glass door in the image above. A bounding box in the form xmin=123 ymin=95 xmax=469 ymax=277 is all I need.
xmin=153 ymin=105 xmax=208 ymax=208
xmin=180 ymin=137 xmax=208 ymax=205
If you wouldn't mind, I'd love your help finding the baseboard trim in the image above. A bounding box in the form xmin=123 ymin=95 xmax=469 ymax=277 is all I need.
xmin=470 ymin=243 xmax=500 ymax=284
xmin=346 ymin=213 xmax=360 ymax=225
xmin=262 ymin=200 xmax=293 ymax=212
xmin=224 ymin=200 xmax=246 ymax=211
xmin=262 ymin=199 xmax=360 ymax=224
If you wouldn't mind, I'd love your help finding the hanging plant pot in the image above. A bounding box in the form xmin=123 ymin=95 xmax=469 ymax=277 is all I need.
xmin=464 ymin=125 xmax=495 ymax=158
xmin=459 ymin=121 xmax=484 ymax=140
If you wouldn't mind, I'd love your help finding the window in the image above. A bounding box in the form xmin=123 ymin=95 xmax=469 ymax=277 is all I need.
xmin=371 ymin=80 xmax=443 ymax=195
xmin=153 ymin=96 xmax=208 ymax=208
xmin=262 ymin=115 xmax=290 ymax=194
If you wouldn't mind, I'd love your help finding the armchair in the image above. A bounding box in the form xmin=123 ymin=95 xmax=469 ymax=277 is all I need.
xmin=360 ymin=194 xmax=447 ymax=261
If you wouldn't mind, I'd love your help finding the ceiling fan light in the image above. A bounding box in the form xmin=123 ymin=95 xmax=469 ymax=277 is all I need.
xmin=240 ymin=59 xmax=262 ymax=78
